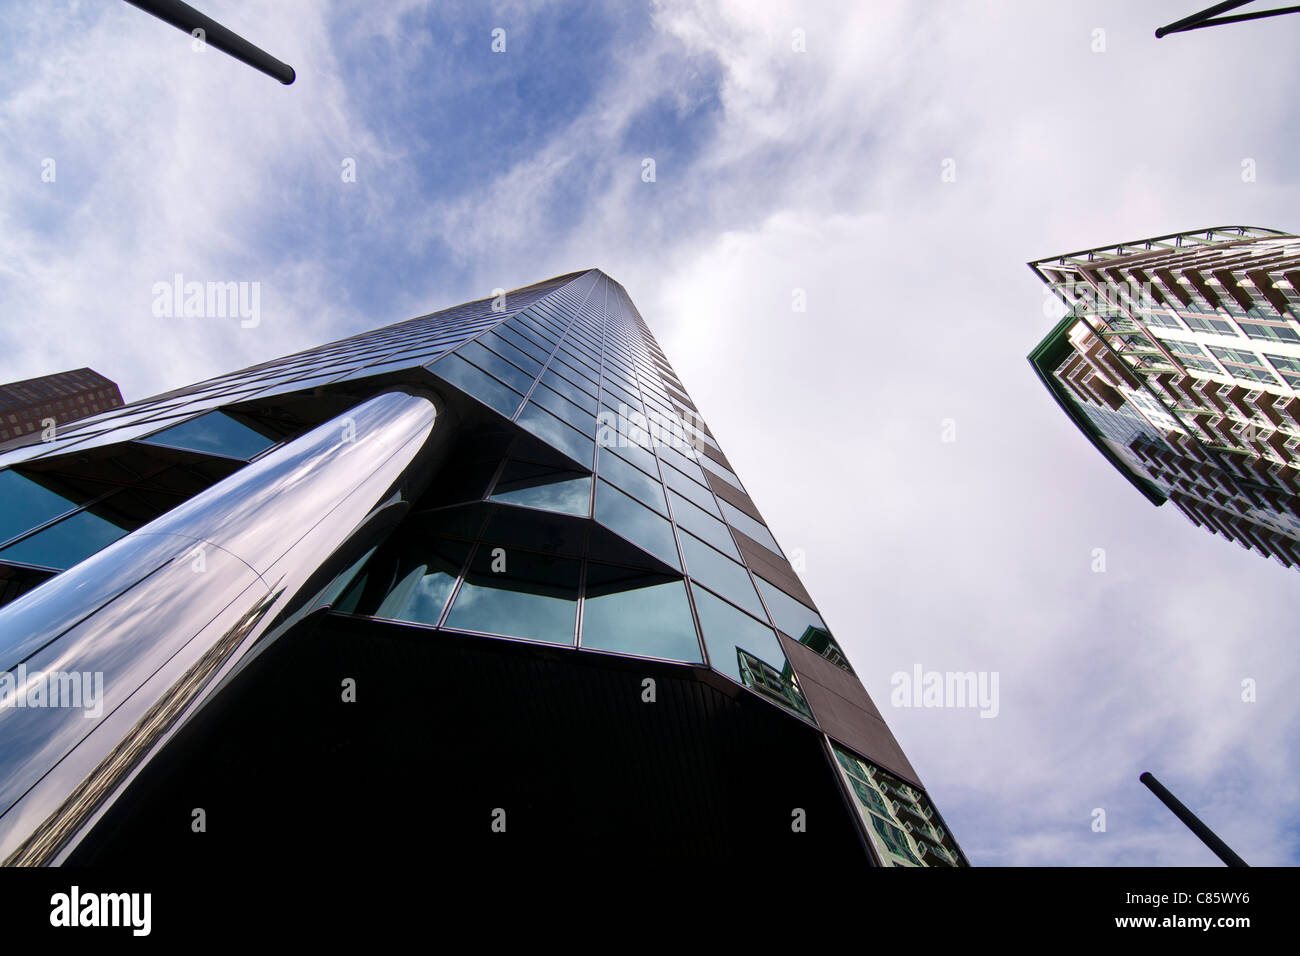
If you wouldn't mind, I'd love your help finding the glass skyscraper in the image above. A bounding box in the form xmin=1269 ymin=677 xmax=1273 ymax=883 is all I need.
xmin=1030 ymin=227 xmax=1300 ymax=570
xmin=0 ymin=269 xmax=965 ymax=867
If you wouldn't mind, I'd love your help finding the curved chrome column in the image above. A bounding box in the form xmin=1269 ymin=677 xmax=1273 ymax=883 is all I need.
xmin=0 ymin=388 xmax=449 ymax=865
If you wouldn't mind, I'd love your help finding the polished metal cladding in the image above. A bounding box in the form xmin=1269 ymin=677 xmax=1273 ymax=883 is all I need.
xmin=0 ymin=388 xmax=446 ymax=864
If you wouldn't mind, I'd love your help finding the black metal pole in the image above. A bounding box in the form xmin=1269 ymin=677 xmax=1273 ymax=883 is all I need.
xmin=123 ymin=0 xmax=295 ymax=84
xmin=1156 ymin=1 xmax=1256 ymax=36
xmin=1156 ymin=1 xmax=1300 ymax=37
xmin=1140 ymin=772 xmax=1248 ymax=867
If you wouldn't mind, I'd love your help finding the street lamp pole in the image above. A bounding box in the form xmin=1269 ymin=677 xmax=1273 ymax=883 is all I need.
xmin=1156 ymin=1 xmax=1300 ymax=38
xmin=1139 ymin=772 xmax=1248 ymax=867
xmin=123 ymin=0 xmax=295 ymax=84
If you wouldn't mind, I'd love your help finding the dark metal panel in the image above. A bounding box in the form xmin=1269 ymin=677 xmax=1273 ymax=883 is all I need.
xmin=780 ymin=633 xmax=922 ymax=788
xmin=68 ymin=612 xmax=868 ymax=866
xmin=701 ymin=463 xmax=765 ymax=523
xmin=729 ymin=525 xmax=817 ymax=608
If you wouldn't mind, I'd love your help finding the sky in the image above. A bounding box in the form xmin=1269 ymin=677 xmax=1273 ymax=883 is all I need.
xmin=1 ymin=0 xmax=1297 ymax=866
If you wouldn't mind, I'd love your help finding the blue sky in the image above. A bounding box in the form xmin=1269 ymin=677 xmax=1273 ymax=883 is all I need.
xmin=2 ymin=0 xmax=1299 ymax=865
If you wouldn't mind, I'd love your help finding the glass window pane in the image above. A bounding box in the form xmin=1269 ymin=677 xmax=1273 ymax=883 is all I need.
xmin=444 ymin=545 xmax=579 ymax=645
xmin=514 ymin=317 xmax=558 ymax=348
xmin=849 ymin=775 xmax=894 ymax=818
xmin=753 ymin=576 xmax=853 ymax=670
xmin=456 ymin=340 xmax=536 ymax=394
xmin=605 ymin=362 xmax=639 ymax=389
xmin=0 ymin=470 xmax=79 ymax=545
xmin=656 ymin=440 xmax=703 ymax=479
xmin=598 ymin=428 xmax=658 ymax=476
xmin=558 ymin=343 xmax=599 ymax=378
xmin=565 ymin=335 xmax=601 ymax=366
xmin=494 ymin=325 xmax=552 ymax=366
xmin=334 ymin=538 xmax=469 ymax=622
xmin=719 ymin=499 xmax=783 ymax=556
xmin=600 ymin=377 xmax=641 ymax=411
xmin=581 ymin=566 xmax=700 ymax=662
xmin=140 ymin=410 xmax=275 ymax=460
xmin=480 ymin=330 xmax=543 ymax=376
xmin=550 ymin=354 xmax=598 ymax=393
xmin=0 ymin=507 xmax=132 ymax=570
xmin=375 ymin=564 xmax=456 ymax=625
xmin=754 ymin=576 xmax=825 ymax=639
xmin=684 ymin=422 xmax=720 ymax=454
xmin=594 ymin=480 xmax=680 ymax=570
xmin=540 ymin=369 xmax=598 ymax=414
xmin=375 ymin=539 xmax=467 ymax=625
xmin=339 ymin=353 xmax=440 ymax=381
xmin=871 ymin=815 xmax=921 ymax=864
xmin=679 ymin=532 xmax=766 ymax=619
xmin=316 ymin=546 xmax=379 ymax=612
xmin=429 ymin=353 xmax=524 ymax=418
xmin=482 ymin=504 xmax=587 ymax=557
xmin=691 ymin=584 xmax=784 ymax=683
xmin=669 ymin=491 xmax=740 ymax=559
xmin=529 ymin=383 xmax=596 ymax=436
xmin=490 ymin=461 xmax=591 ymax=517
xmin=835 ymin=746 xmax=870 ymax=781
xmin=660 ymin=461 xmax=720 ymax=516
xmin=596 ymin=449 xmax=667 ymax=514
xmin=1265 ymin=352 xmax=1300 ymax=386
xmin=697 ymin=453 xmax=745 ymax=494
xmin=517 ymin=404 xmax=595 ymax=468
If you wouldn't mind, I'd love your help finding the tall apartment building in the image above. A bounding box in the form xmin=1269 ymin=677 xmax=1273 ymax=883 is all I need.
xmin=0 ymin=367 xmax=122 ymax=445
xmin=1029 ymin=226 xmax=1300 ymax=570
xmin=0 ymin=270 xmax=965 ymax=867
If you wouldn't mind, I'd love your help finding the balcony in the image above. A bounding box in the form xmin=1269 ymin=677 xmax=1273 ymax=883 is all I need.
xmin=1193 ymin=380 xmax=1229 ymax=414
xmin=1273 ymin=395 xmax=1300 ymax=430
xmin=1223 ymin=385 xmax=1255 ymax=418
xmin=904 ymin=820 xmax=945 ymax=849
xmin=895 ymin=801 xmax=931 ymax=830
xmin=1258 ymin=392 xmax=1288 ymax=428
xmin=1209 ymin=416 xmax=1240 ymax=445
xmin=916 ymin=843 xmax=958 ymax=867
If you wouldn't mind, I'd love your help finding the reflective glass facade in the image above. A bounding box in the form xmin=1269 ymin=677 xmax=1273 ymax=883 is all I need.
xmin=0 ymin=269 xmax=964 ymax=867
